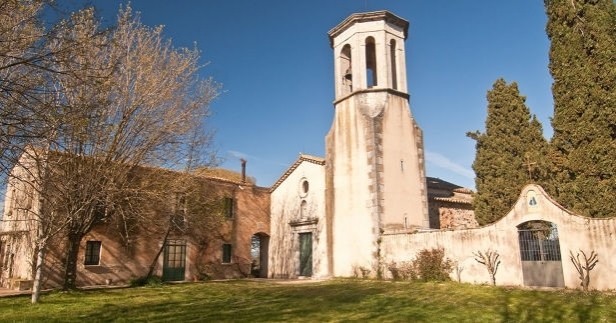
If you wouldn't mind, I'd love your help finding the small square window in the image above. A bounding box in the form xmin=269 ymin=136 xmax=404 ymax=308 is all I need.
xmin=224 ymin=197 xmax=235 ymax=219
xmin=222 ymin=244 xmax=232 ymax=263
xmin=84 ymin=241 xmax=102 ymax=266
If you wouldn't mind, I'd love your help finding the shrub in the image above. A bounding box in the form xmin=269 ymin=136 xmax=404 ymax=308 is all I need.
xmin=412 ymin=248 xmax=453 ymax=282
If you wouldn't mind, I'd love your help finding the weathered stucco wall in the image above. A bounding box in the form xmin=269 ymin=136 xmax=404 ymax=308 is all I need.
xmin=268 ymin=157 xmax=328 ymax=278
xmin=380 ymin=94 xmax=428 ymax=229
xmin=382 ymin=185 xmax=616 ymax=290
xmin=327 ymin=94 xmax=381 ymax=277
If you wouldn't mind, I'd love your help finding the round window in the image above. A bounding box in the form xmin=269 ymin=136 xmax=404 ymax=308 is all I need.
xmin=298 ymin=178 xmax=309 ymax=197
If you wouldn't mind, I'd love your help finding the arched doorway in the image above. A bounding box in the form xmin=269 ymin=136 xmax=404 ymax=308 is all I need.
xmin=250 ymin=233 xmax=269 ymax=278
xmin=517 ymin=221 xmax=564 ymax=287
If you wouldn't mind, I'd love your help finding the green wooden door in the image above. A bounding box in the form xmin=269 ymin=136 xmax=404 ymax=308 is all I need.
xmin=299 ymin=233 xmax=313 ymax=277
xmin=163 ymin=239 xmax=186 ymax=281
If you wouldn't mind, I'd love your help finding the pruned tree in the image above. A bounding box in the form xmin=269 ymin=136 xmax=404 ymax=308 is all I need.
xmin=473 ymin=249 xmax=501 ymax=286
xmin=569 ymin=249 xmax=598 ymax=291
xmin=467 ymin=79 xmax=549 ymax=225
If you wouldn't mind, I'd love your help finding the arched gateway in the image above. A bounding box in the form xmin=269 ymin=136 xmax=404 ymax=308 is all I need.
xmin=517 ymin=220 xmax=565 ymax=287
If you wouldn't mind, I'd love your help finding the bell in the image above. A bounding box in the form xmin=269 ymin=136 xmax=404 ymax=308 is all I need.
xmin=344 ymin=68 xmax=352 ymax=81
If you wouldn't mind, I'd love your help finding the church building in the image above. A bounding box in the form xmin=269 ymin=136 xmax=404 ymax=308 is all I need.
xmin=268 ymin=11 xmax=471 ymax=279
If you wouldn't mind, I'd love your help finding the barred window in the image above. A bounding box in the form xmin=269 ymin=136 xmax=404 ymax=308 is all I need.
xmin=84 ymin=241 xmax=102 ymax=265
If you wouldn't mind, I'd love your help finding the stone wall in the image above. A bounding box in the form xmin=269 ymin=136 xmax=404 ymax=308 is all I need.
xmin=382 ymin=185 xmax=616 ymax=290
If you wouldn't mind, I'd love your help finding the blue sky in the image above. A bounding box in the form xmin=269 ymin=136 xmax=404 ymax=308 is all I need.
xmin=83 ymin=0 xmax=553 ymax=189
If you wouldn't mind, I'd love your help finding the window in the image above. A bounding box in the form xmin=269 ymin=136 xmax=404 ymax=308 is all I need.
xmin=224 ymin=197 xmax=235 ymax=219
xmin=222 ymin=244 xmax=232 ymax=263
xmin=84 ymin=241 xmax=102 ymax=265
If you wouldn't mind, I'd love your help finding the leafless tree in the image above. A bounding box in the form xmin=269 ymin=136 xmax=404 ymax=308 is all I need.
xmin=1 ymin=4 xmax=220 ymax=301
xmin=473 ymin=249 xmax=501 ymax=286
xmin=570 ymin=249 xmax=598 ymax=292
xmin=45 ymin=6 xmax=220 ymax=290
xmin=0 ymin=1 xmax=114 ymax=304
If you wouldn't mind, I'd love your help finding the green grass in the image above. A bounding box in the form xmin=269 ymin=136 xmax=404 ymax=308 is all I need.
xmin=0 ymin=279 xmax=614 ymax=322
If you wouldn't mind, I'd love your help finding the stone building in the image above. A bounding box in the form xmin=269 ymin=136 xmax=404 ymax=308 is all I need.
xmin=426 ymin=177 xmax=476 ymax=230
xmin=0 ymin=157 xmax=270 ymax=289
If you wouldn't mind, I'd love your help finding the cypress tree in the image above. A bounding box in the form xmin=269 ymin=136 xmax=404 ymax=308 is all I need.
xmin=546 ymin=0 xmax=616 ymax=217
xmin=468 ymin=79 xmax=549 ymax=225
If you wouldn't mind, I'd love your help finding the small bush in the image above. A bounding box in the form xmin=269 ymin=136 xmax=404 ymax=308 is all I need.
xmin=387 ymin=248 xmax=453 ymax=282
xmin=413 ymin=248 xmax=453 ymax=282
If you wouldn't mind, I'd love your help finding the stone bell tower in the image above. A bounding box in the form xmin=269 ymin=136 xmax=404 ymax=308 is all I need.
xmin=325 ymin=11 xmax=429 ymax=276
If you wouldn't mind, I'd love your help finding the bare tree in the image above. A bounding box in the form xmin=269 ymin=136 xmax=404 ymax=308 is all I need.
xmin=570 ymin=250 xmax=598 ymax=292
xmin=0 ymin=2 xmax=117 ymax=304
xmin=44 ymin=6 xmax=220 ymax=290
xmin=473 ymin=249 xmax=501 ymax=286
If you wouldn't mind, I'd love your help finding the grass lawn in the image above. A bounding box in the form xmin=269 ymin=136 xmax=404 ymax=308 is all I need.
xmin=0 ymin=279 xmax=614 ymax=322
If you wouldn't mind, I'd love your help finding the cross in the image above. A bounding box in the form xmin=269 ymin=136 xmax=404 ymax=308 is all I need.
xmin=523 ymin=154 xmax=537 ymax=181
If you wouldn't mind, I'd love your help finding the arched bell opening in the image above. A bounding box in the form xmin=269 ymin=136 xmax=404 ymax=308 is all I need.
xmin=339 ymin=44 xmax=353 ymax=95
xmin=365 ymin=36 xmax=377 ymax=88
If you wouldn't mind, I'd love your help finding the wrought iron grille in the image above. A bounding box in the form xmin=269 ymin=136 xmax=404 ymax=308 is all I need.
xmin=518 ymin=225 xmax=562 ymax=261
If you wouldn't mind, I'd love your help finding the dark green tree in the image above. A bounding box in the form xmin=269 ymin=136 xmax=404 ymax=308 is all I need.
xmin=545 ymin=0 xmax=616 ymax=217
xmin=468 ymin=79 xmax=549 ymax=225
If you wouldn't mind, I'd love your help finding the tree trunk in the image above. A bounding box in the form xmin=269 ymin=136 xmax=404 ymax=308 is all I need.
xmin=146 ymin=225 xmax=172 ymax=280
xmin=31 ymin=243 xmax=46 ymax=304
xmin=63 ymin=234 xmax=82 ymax=290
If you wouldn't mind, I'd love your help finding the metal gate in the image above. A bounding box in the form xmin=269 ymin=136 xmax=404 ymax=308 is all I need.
xmin=163 ymin=239 xmax=186 ymax=281
xmin=518 ymin=221 xmax=564 ymax=287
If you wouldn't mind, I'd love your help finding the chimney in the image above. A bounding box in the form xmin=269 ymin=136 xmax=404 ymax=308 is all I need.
xmin=240 ymin=159 xmax=247 ymax=183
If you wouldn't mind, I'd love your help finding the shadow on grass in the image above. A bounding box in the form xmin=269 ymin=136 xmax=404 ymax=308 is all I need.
xmin=1 ymin=280 xmax=616 ymax=322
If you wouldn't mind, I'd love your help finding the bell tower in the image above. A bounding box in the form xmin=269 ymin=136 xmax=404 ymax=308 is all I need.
xmin=325 ymin=11 xmax=429 ymax=277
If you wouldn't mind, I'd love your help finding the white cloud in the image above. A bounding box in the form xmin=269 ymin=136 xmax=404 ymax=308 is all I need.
xmin=425 ymin=150 xmax=475 ymax=179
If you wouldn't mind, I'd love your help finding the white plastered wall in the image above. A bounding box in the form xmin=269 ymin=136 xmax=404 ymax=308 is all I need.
xmin=382 ymin=185 xmax=616 ymax=290
xmin=268 ymin=160 xmax=328 ymax=278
